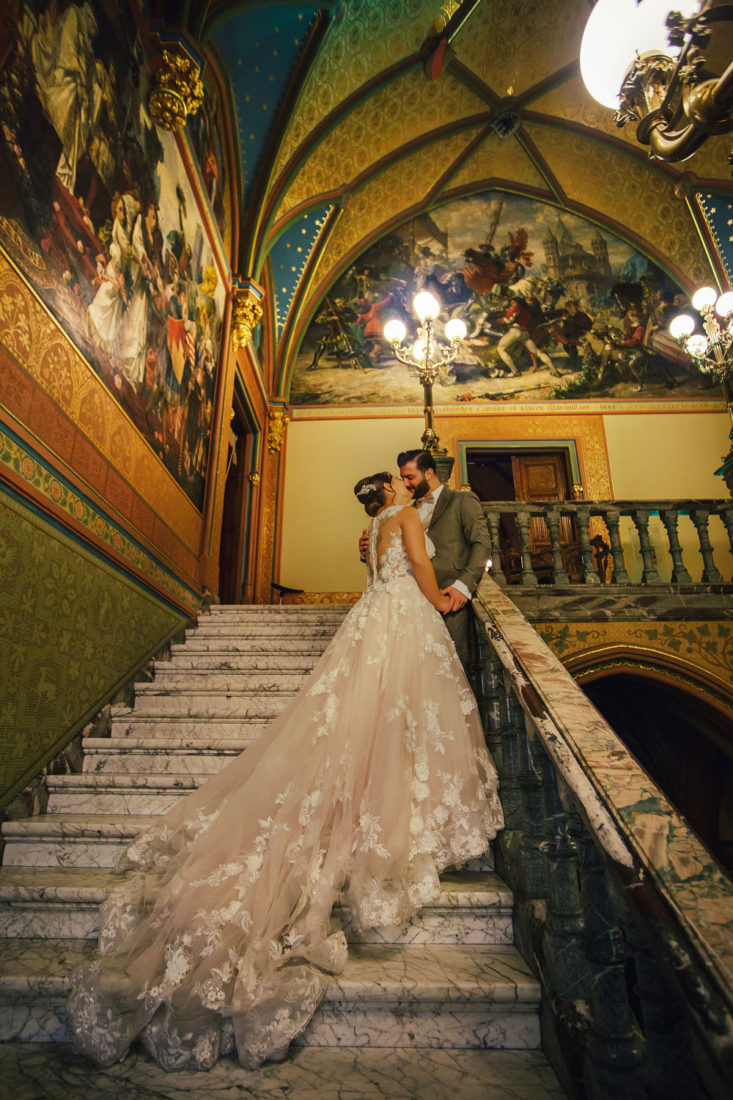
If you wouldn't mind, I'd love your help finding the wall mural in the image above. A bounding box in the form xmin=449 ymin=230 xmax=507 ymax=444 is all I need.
xmin=290 ymin=191 xmax=706 ymax=407
xmin=0 ymin=1 xmax=227 ymax=509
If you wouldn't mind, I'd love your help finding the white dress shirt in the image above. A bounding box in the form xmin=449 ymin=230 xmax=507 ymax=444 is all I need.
xmin=416 ymin=484 xmax=471 ymax=601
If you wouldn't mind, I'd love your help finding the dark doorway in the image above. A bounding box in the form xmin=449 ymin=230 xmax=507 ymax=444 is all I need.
xmin=466 ymin=447 xmax=581 ymax=582
xmin=218 ymin=392 xmax=257 ymax=604
xmin=585 ymin=673 xmax=733 ymax=875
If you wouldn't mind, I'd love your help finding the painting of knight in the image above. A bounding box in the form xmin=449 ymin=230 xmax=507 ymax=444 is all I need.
xmin=0 ymin=0 xmax=226 ymax=508
xmin=290 ymin=191 xmax=704 ymax=407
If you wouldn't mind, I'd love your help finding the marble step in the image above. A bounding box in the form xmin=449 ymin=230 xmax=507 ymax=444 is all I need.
xmin=45 ymin=774 xmax=205 ymax=815
xmin=172 ymin=637 xmax=331 ymax=654
xmin=187 ymin=623 xmax=342 ymax=639
xmin=159 ymin=652 xmax=322 ymax=671
xmin=0 ymin=939 xmax=540 ymax=1049
xmin=107 ymin=713 xmax=272 ymax=739
xmin=206 ymin=606 xmax=349 ymax=618
xmin=0 ymin=1043 xmax=566 ymax=1099
xmin=138 ymin=669 xmax=310 ymax=693
xmin=1 ymin=815 xmax=158 ymax=868
xmin=81 ymin=737 xmax=252 ymax=774
xmin=117 ymin=692 xmax=295 ymax=719
xmin=0 ymin=869 xmax=512 ymax=944
xmin=0 ymin=814 xmax=495 ymax=874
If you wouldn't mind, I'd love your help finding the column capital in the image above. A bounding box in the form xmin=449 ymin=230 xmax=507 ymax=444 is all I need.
xmin=148 ymin=46 xmax=204 ymax=131
xmin=231 ymin=280 xmax=265 ymax=350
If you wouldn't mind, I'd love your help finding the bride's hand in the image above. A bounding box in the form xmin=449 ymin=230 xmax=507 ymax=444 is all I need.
xmin=436 ymin=593 xmax=451 ymax=614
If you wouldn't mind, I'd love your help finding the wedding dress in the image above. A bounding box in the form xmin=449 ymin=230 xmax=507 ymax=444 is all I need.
xmin=68 ymin=504 xmax=504 ymax=1071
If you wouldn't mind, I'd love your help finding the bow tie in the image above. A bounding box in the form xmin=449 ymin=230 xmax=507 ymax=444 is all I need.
xmin=417 ymin=492 xmax=435 ymax=507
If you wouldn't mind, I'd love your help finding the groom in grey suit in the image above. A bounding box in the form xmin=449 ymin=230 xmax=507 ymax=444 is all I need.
xmin=399 ymin=449 xmax=490 ymax=668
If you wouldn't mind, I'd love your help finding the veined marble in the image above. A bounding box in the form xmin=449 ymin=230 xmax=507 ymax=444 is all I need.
xmin=173 ymin=637 xmax=331 ymax=654
xmin=0 ymin=1044 xmax=565 ymax=1099
xmin=139 ymin=670 xmax=310 ymax=692
xmin=121 ymin=692 xmax=296 ymax=718
xmin=107 ymin=715 xmax=272 ymax=739
xmin=2 ymin=814 xmax=153 ymax=869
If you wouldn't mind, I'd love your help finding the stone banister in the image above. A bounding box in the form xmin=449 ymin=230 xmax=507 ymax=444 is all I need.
xmin=472 ymin=575 xmax=733 ymax=1098
xmin=481 ymin=499 xmax=733 ymax=587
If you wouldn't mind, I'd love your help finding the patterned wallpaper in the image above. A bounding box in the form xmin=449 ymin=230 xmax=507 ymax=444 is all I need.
xmin=0 ymin=491 xmax=185 ymax=806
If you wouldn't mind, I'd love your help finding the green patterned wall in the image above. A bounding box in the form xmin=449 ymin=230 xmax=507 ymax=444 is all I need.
xmin=0 ymin=492 xmax=186 ymax=806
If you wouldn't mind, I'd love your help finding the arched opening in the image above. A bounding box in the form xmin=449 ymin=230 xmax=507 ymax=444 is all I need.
xmin=583 ymin=673 xmax=733 ymax=875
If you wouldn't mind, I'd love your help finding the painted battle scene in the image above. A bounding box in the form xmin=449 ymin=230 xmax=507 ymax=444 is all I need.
xmin=290 ymin=192 xmax=708 ymax=407
xmin=0 ymin=0 xmax=226 ymax=508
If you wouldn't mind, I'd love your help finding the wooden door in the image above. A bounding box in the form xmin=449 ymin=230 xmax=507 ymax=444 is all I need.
xmin=511 ymin=453 xmax=581 ymax=580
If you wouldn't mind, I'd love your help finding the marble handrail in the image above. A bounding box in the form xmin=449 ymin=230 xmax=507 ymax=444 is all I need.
xmin=472 ymin=574 xmax=733 ymax=1098
xmin=480 ymin=499 xmax=733 ymax=586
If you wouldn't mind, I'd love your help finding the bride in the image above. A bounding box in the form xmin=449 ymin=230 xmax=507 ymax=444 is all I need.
xmin=68 ymin=470 xmax=504 ymax=1071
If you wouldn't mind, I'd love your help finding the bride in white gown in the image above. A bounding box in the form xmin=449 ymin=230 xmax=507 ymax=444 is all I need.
xmin=68 ymin=471 xmax=504 ymax=1071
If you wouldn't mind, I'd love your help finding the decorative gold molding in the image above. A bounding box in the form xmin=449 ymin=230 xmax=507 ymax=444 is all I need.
xmin=231 ymin=287 xmax=265 ymax=350
xmin=248 ymin=472 xmax=261 ymax=485
xmin=267 ymin=407 xmax=289 ymax=454
xmin=148 ymin=48 xmax=204 ymax=131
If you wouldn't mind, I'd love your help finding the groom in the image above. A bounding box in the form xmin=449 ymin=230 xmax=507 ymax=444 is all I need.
xmin=360 ymin=449 xmax=490 ymax=668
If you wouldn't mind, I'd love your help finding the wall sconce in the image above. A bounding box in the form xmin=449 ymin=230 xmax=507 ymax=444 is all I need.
xmin=383 ymin=291 xmax=466 ymax=456
xmin=580 ymin=0 xmax=733 ymax=165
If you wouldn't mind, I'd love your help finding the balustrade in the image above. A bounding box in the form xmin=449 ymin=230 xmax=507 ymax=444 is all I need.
xmin=481 ymin=499 xmax=733 ymax=587
xmin=472 ymin=577 xmax=733 ymax=1098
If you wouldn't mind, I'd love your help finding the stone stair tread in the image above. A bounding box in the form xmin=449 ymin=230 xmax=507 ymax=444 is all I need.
xmin=323 ymin=944 xmax=539 ymax=1005
xmin=83 ymin=736 xmax=255 ymax=752
xmin=0 ymin=1044 xmax=567 ymax=1099
xmin=1 ymin=814 xmax=157 ymax=838
xmin=45 ymin=774 xmax=205 ymax=790
xmin=0 ymin=868 xmax=509 ymax=908
xmin=0 ymin=939 xmax=537 ymax=1006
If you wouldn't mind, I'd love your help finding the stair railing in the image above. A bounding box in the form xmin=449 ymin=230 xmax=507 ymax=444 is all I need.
xmin=482 ymin=499 xmax=733 ymax=586
xmin=472 ymin=575 xmax=733 ymax=1099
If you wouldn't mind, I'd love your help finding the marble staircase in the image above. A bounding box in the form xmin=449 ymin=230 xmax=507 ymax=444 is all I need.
xmin=0 ymin=605 xmax=558 ymax=1093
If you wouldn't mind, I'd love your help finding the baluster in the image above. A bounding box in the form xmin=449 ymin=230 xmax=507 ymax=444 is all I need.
xmin=546 ymin=506 xmax=570 ymax=585
xmin=580 ymin=838 xmax=646 ymax=1100
xmin=631 ymin=509 xmax=660 ymax=583
xmin=484 ymin=512 xmax=507 ymax=586
xmin=603 ymin=509 xmax=630 ymax=584
xmin=473 ymin=635 xmax=505 ymax=771
xmin=625 ymin=922 xmax=698 ymax=1099
xmin=660 ymin=508 xmax=692 ymax=583
xmin=719 ymin=505 xmax=733 ymax=562
xmin=577 ymin=506 xmax=601 ymax=585
xmin=691 ymin=509 xmax=724 ymax=583
xmin=516 ymin=509 xmax=538 ymax=586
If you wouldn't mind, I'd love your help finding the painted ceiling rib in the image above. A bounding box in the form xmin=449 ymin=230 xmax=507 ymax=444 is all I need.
xmin=512 ymin=128 xmax=567 ymax=207
xmin=422 ymin=123 xmax=495 ymax=205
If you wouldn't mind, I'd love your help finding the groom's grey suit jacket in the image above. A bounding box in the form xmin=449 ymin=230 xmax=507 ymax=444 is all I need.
xmin=427 ymin=486 xmax=491 ymax=596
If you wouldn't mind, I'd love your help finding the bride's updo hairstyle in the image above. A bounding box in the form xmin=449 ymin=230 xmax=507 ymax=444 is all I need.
xmin=354 ymin=471 xmax=392 ymax=517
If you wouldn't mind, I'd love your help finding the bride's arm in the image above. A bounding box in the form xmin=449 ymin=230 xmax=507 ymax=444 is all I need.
xmin=400 ymin=508 xmax=450 ymax=612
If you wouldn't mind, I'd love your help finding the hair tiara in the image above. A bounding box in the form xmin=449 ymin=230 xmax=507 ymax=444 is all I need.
xmin=356 ymin=482 xmax=378 ymax=498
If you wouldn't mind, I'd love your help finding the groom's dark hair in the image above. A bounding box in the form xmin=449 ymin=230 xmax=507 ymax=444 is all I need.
xmin=397 ymin=449 xmax=436 ymax=473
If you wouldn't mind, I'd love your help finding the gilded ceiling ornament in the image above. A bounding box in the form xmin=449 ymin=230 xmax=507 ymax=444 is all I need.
xmin=148 ymin=48 xmax=204 ymax=131
xmin=231 ymin=286 xmax=264 ymax=350
xmin=267 ymin=407 xmax=289 ymax=454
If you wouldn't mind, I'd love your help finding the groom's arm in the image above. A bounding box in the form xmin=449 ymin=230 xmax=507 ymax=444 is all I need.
xmin=454 ymin=492 xmax=491 ymax=594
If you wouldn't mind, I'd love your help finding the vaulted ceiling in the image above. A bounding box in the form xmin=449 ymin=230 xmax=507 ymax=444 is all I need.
xmin=163 ymin=0 xmax=733 ymax=396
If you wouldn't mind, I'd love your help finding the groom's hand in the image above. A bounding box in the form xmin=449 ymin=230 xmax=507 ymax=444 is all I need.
xmin=358 ymin=529 xmax=369 ymax=562
xmin=441 ymin=586 xmax=467 ymax=612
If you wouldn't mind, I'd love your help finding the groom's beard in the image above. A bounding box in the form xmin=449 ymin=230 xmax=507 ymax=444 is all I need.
xmin=411 ymin=480 xmax=430 ymax=501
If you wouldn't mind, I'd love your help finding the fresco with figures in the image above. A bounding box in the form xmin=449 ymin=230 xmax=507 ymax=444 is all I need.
xmin=0 ymin=1 xmax=227 ymax=509
xmin=290 ymin=191 xmax=705 ymax=407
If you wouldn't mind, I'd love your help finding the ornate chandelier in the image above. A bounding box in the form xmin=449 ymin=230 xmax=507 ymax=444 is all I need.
xmin=669 ymin=286 xmax=733 ymax=377
xmin=580 ymin=0 xmax=733 ymax=166
xmin=384 ymin=291 xmax=466 ymax=455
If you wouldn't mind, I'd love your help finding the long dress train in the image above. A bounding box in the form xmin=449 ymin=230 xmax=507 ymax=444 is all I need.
xmin=68 ymin=504 xmax=504 ymax=1070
